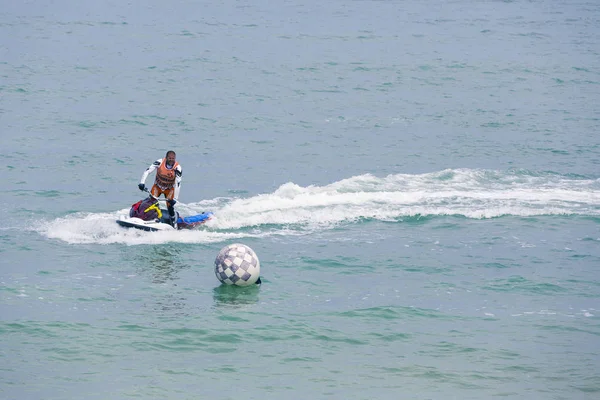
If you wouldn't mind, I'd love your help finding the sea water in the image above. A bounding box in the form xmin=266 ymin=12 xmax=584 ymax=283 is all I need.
xmin=2 ymin=1 xmax=599 ymax=399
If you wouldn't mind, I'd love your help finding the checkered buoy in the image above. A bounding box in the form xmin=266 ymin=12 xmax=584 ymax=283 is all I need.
xmin=214 ymin=243 xmax=261 ymax=286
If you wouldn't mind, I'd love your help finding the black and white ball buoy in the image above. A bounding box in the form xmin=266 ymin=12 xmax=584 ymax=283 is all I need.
xmin=214 ymin=243 xmax=261 ymax=286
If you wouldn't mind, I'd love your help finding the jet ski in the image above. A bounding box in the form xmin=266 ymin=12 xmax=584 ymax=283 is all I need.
xmin=116 ymin=193 xmax=213 ymax=232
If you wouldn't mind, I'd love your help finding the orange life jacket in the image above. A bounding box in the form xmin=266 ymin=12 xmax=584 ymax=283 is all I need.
xmin=155 ymin=159 xmax=180 ymax=189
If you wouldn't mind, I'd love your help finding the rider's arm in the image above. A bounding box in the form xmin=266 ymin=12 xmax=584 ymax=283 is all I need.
xmin=140 ymin=159 xmax=162 ymax=184
xmin=173 ymin=165 xmax=182 ymax=201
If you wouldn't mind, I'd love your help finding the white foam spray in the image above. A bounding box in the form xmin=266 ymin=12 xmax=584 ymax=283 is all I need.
xmin=37 ymin=169 xmax=600 ymax=245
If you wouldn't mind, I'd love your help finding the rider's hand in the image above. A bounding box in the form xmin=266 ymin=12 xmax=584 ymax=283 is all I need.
xmin=138 ymin=183 xmax=145 ymax=191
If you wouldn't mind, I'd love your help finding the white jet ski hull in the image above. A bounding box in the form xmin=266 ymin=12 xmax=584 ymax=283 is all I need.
xmin=116 ymin=216 xmax=176 ymax=232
